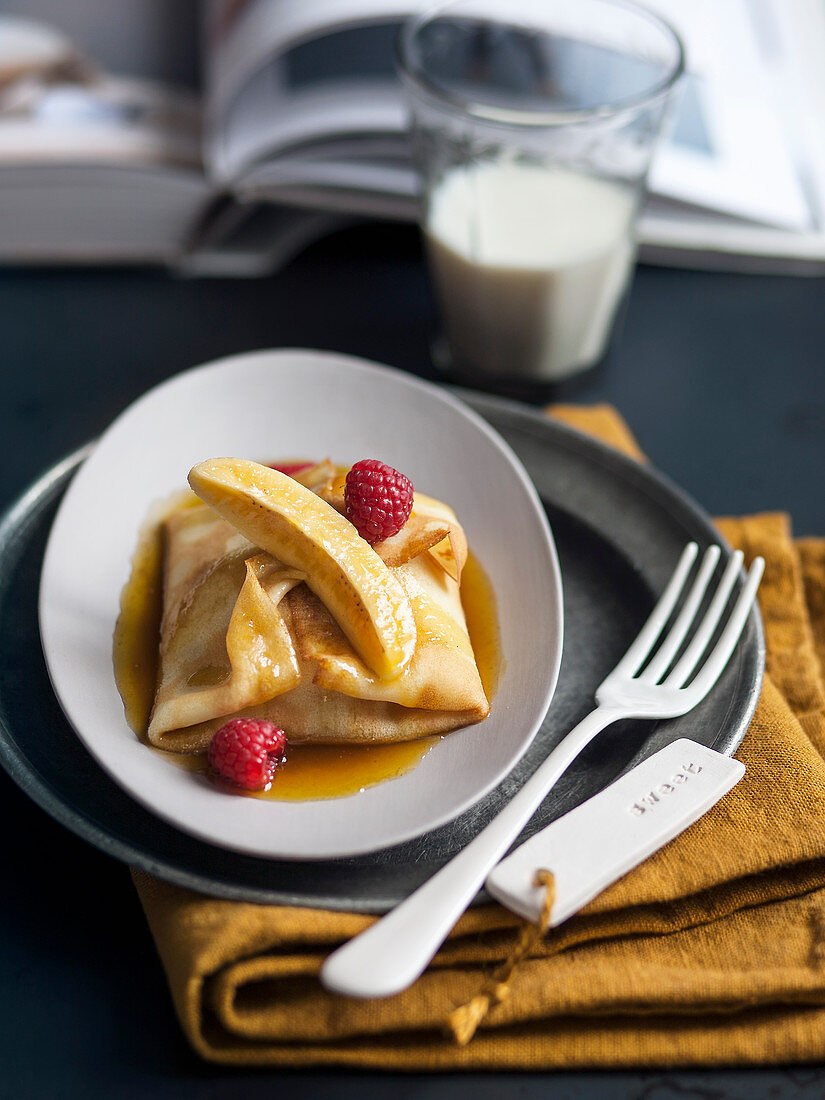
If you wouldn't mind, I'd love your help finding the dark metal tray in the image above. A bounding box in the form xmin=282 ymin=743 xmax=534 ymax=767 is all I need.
xmin=0 ymin=395 xmax=764 ymax=912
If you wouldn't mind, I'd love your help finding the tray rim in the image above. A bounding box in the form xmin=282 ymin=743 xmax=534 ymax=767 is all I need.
xmin=0 ymin=397 xmax=765 ymax=909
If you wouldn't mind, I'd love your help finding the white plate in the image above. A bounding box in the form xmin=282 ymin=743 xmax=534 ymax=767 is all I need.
xmin=39 ymin=349 xmax=562 ymax=860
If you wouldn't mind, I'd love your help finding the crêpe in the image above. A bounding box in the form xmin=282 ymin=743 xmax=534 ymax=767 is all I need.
xmin=146 ymin=492 xmax=490 ymax=752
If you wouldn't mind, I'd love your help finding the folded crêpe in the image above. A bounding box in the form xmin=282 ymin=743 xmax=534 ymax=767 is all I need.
xmin=146 ymin=482 xmax=490 ymax=752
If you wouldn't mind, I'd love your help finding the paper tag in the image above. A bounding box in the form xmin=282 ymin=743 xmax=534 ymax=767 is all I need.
xmin=485 ymin=738 xmax=745 ymax=926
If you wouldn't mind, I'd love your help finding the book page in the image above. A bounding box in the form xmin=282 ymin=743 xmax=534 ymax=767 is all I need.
xmin=207 ymin=0 xmax=416 ymax=137
xmin=645 ymin=0 xmax=811 ymax=230
xmin=0 ymin=75 xmax=201 ymax=167
xmin=207 ymin=0 xmax=819 ymax=246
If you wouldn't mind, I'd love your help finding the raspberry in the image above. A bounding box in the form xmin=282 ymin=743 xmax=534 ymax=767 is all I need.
xmin=344 ymin=459 xmax=414 ymax=544
xmin=208 ymin=718 xmax=287 ymax=791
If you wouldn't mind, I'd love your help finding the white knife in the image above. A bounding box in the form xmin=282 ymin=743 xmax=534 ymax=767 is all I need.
xmin=485 ymin=738 xmax=745 ymax=925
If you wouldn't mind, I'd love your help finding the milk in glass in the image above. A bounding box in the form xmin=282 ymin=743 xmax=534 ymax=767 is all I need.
xmin=425 ymin=162 xmax=637 ymax=381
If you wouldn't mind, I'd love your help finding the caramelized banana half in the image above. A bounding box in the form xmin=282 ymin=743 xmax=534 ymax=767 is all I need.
xmin=188 ymin=458 xmax=417 ymax=680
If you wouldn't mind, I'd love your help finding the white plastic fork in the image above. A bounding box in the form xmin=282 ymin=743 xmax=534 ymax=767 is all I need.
xmin=321 ymin=543 xmax=764 ymax=999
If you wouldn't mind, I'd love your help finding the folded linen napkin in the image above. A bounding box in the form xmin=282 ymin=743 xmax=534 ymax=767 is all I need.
xmin=133 ymin=405 xmax=825 ymax=1068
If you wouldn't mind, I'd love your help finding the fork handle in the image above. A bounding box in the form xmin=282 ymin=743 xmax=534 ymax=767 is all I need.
xmin=320 ymin=704 xmax=626 ymax=999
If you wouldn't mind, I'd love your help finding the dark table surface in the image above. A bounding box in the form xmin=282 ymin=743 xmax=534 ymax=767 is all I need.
xmin=2 ymin=223 xmax=824 ymax=1099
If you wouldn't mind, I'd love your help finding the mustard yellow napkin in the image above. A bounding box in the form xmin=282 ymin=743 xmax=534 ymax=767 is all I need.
xmin=133 ymin=405 xmax=825 ymax=1068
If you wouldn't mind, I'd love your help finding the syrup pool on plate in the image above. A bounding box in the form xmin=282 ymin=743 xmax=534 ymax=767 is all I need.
xmin=113 ymin=491 xmax=500 ymax=801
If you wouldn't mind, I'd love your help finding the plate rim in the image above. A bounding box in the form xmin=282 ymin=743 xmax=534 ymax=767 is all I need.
xmin=0 ymin=390 xmax=765 ymax=910
xmin=36 ymin=349 xmax=564 ymax=860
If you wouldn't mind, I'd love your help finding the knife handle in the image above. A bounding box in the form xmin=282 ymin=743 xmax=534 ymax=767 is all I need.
xmin=486 ymin=738 xmax=744 ymax=925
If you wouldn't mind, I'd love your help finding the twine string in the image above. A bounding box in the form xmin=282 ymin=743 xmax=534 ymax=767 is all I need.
xmin=447 ymin=869 xmax=556 ymax=1046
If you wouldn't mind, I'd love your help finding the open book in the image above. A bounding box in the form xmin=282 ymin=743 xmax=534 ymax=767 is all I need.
xmin=3 ymin=0 xmax=825 ymax=273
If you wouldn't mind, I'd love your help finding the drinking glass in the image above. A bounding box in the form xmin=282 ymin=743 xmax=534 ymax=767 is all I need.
xmin=397 ymin=0 xmax=683 ymax=389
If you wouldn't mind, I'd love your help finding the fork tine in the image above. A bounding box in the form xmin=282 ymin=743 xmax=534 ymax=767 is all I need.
xmin=640 ymin=545 xmax=721 ymax=683
xmin=664 ymin=549 xmax=744 ymax=688
xmin=678 ymin=556 xmax=765 ymax=702
xmin=613 ymin=542 xmax=698 ymax=677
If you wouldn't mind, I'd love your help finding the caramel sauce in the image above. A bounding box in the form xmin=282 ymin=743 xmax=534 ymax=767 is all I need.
xmin=112 ymin=521 xmax=164 ymax=738
xmin=460 ymin=551 xmax=502 ymax=701
xmin=250 ymin=740 xmax=439 ymax=800
xmin=113 ymin=502 xmax=500 ymax=802
xmin=153 ymin=739 xmax=439 ymax=800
